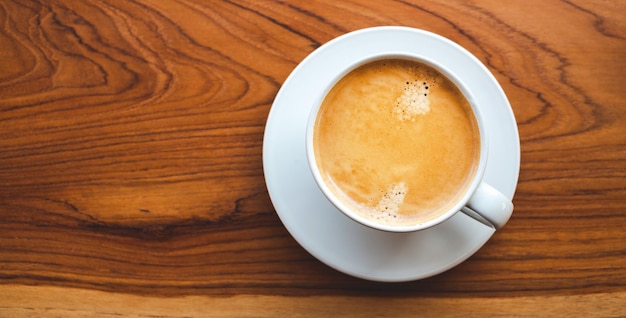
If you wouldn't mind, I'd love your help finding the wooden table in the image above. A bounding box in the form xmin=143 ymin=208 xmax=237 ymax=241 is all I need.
xmin=1 ymin=1 xmax=624 ymax=316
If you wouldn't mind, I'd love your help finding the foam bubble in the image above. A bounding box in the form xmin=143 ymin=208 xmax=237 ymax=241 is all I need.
xmin=393 ymin=81 xmax=431 ymax=121
xmin=366 ymin=182 xmax=407 ymax=223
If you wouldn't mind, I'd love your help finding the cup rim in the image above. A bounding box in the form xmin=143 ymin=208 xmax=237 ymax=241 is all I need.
xmin=305 ymin=51 xmax=489 ymax=233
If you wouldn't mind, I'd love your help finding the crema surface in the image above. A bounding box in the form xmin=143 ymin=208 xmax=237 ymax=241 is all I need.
xmin=313 ymin=59 xmax=480 ymax=226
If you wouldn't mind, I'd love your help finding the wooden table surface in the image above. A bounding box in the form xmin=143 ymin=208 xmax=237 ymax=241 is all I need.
xmin=1 ymin=0 xmax=625 ymax=317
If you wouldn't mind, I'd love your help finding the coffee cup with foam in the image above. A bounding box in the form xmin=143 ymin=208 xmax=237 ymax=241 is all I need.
xmin=306 ymin=52 xmax=513 ymax=232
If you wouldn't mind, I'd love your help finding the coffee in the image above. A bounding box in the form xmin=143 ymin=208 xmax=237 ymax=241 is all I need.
xmin=312 ymin=59 xmax=480 ymax=227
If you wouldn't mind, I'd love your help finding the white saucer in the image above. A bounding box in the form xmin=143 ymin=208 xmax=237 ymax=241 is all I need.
xmin=263 ymin=26 xmax=520 ymax=282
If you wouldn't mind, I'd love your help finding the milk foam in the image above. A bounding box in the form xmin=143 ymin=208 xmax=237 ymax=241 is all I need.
xmin=394 ymin=81 xmax=431 ymax=120
xmin=368 ymin=182 xmax=407 ymax=223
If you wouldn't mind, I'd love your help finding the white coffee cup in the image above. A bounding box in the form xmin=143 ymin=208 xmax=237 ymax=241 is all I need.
xmin=305 ymin=52 xmax=513 ymax=232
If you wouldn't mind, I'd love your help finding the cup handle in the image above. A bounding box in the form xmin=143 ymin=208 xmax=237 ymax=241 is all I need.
xmin=466 ymin=182 xmax=514 ymax=230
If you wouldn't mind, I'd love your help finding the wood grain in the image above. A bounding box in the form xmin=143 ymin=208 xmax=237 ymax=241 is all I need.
xmin=1 ymin=285 xmax=625 ymax=317
xmin=1 ymin=0 xmax=625 ymax=316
